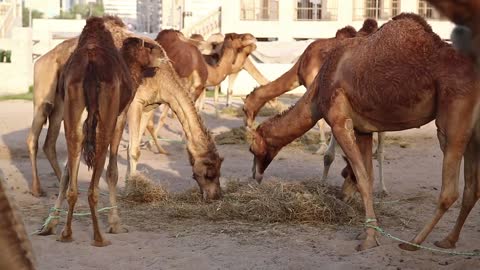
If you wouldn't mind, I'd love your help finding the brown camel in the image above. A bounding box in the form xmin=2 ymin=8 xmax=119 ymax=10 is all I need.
xmin=426 ymin=0 xmax=480 ymax=67
xmin=249 ymin=13 xmax=480 ymax=251
xmin=0 ymin=180 xmax=36 ymax=269
xmin=41 ymin=17 xmax=163 ymax=246
xmin=242 ymin=19 xmax=387 ymax=194
xmin=26 ymin=16 xmax=138 ymax=197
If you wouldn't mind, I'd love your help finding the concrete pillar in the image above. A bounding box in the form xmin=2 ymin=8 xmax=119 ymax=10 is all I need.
xmin=278 ymin=0 xmax=293 ymax=41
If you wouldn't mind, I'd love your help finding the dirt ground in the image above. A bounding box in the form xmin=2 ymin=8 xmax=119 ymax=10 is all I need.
xmin=1 ymin=97 xmax=480 ymax=270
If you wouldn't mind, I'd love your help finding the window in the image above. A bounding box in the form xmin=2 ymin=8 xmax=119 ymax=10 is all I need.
xmin=240 ymin=0 xmax=279 ymax=21
xmin=353 ymin=0 xmax=400 ymax=20
xmin=418 ymin=0 xmax=443 ymax=20
xmin=295 ymin=0 xmax=338 ymax=21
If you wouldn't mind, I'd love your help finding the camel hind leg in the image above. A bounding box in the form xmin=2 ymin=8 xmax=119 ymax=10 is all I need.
xmin=375 ymin=132 xmax=387 ymax=195
xmin=26 ymin=102 xmax=53 ymax=197
xmin=226 ymin=72 xmax=239 ymax=107
xmin=321 ymin=135 xmax=336 ymax=181
xmin=399 ymin=106 xmax=473 ymax=251
xmin=434 ymin=132 xmax=480 ymax=249
xmin=43 ymin=96 xmax=64 ymax=183
xmin=146 ymin=112 xmax=168 ymax=155
xmin=106 ymin=112 xmax=129 ymax=234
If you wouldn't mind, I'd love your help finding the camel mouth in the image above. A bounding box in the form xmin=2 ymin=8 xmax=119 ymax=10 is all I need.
xmin=243 ymin=38 xmax=257 ymax=46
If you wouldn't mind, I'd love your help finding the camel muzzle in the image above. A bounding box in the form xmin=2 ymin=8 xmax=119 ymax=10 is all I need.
xmin=252 ymin=157 xmax=264 ymax=183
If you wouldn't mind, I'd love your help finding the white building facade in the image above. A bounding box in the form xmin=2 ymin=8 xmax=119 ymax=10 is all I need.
xmin=221 ymin=0 xmax=454 ymax=41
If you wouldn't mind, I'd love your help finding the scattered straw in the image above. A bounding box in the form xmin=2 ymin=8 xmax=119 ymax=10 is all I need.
xmin=123 ymin=173 xmax=169 ymax=203
xmin=122 ymin=179 xmax=366 ymax=226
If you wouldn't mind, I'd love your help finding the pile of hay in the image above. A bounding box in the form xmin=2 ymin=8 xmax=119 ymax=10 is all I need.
xmin=121 ymin=177 xmax=364 ymax=226
xmin=123 ymin=173 xmax=169 ymax=203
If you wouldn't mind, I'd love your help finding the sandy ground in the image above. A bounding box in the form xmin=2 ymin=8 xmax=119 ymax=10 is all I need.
xmin=1 ymin=97 xmax=480 ymax=270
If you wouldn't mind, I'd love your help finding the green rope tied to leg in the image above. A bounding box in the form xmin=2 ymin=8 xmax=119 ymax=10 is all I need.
xmin=364 ymin=223 xmax=480 ymax=256
xmin=30 ymin=206 xmax=118 ymax=235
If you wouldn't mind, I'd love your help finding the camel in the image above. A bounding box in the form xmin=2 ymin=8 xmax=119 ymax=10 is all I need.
xmin=26 ymin=16 xmax=139 ymax=197
xmin=41 ymin=17 xmax=164 ymax=247
xmin=242 ymin=19 xmax=387 ymax=194
xmin=126 ymin=50 xmax=224 ymax=200
xmin=144 ymin=31 xmax=267 ymax=155
xmin=248 ymin=13 xmax=480 ymax=251
xmin=426 ymin=0 xmax=480 ymax=67
xmin=0 ymin=181 xmax=36 ymax=269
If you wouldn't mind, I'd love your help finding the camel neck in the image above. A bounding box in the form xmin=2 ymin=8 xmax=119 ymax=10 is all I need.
xmin=258 ymin=87 xmax=320 ymax=149
xmin=158 ymin=63 xmax=219 ymax=162
xmin=206 ymin=46 xmax=236 ymax=86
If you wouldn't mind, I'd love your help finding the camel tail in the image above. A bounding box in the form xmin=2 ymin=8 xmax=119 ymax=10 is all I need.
xmin=82 ymin=61 xmax=99 ymax=169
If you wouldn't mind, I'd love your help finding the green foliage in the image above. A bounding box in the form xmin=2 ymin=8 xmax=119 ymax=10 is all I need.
xmin=55 ymin=3 xmax=104 ymax=19
xmin=22 ymin=6 xmax=44 ymax=27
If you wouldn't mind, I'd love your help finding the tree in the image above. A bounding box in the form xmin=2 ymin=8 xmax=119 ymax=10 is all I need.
xmin=22 ymin=6 xmax=43 ymax=27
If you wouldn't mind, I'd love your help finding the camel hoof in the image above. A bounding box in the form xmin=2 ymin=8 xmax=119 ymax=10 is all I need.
xmin=356 ymin=238 xmax=379 ymax=251
xmin=434 ymin=238 xmax=456 ymax=249
xmin=356 ymin=231 xmax=367 ymax=240
xmin=37 ymin=221 xmax=58 ymax=236
xmin=91 ymin=239 xmax=111 ymax=247
xmin=31 ymin=188 xmax=46 ymax=197
xmin=398 ymin=242 xmax=420 ymax=251
xmin=58 ymin=234 xmax=73 ymax=243
xmin=107 ymin=225 xmax=128 ymax=234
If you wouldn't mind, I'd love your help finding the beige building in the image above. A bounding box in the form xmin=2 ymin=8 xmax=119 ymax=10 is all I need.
xmin=221 ymin=0 xmax=453 ymax=41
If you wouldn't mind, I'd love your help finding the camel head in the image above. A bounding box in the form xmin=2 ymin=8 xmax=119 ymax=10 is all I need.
xmin=121 ymin=37 xmax=165 ymax=75
xmin=192 ymin=155 xmax=224 ymax=201
xmin=356 ymin=18 xmax=378 ymax=37
xmin=427 ymin=0 xmax=480 ymax=66
xmin=248 ymin=127 xmax=280 ymax=183
xmin=225 ymin=33 xmax=257 ymax=53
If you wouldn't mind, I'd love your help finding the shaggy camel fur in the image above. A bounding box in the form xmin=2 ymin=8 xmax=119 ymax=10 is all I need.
xmin=0 ymin=181 xmax=36 ymax=269
xmin=243 ymin=19 xmax=387 ymax=194
xmin=426 ymin=0 xmax=480 ymax=67
xmin=249 ymin=14 xmax=480 ymax=251
xmin=26 ymin=16 xmax=135 ymax=197
xmin=39 ymin=17 xmax=163 ymax=246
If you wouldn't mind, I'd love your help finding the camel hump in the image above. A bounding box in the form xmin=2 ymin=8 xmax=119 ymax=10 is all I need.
xmin=358 ymin=18 xmax=378 ymax=35
xmin=392 ymin=13 xmax=433 ymax=34
xmin=336 ymin=26 xmax=357 ymax=39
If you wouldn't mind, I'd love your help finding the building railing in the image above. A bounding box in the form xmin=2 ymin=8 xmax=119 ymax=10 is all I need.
xmin=182 ymin=7 xmax=222 ymax=38
xmin=418 ymin=0 xmax=443 ymax=20
xmin=353 ymin=0 xmax=400 ymax=21
xmin=240 ymin=0 xmax=279 ymax=21
xmin=295 ymin=0 xmax=338 ymax=21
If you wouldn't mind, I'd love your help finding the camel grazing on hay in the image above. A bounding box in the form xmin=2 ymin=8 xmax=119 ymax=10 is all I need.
xmin=40 ymin=17 xmax=163 ymax=246
xmin=426 ymin=0 xmax=480 ymax=67
xmin=249 ymin=13 xmax=480 ymax=251
xmin=0 ymin=181 xmax=36 ymax=269
xmin=243 ymin=19 xmax=388 ymax=194
xmin=26 ymin=16 xmax=136 ymax=197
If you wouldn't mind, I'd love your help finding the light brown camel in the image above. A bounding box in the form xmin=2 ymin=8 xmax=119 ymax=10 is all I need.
xmin=426 ymin=0 xmax=480 ymax=67
xmin=243 ymin=19 xmax=387 ymax=194
xmin=0 ymin=180 xmax=36 ymax=269
xmin=249 ymin=13 xmax=480 ymax=251
xmin=126 ymin=51 xmax=224 ymax=200
xmin=26 ymin=16 xmax=136 ymax=197
xmin=40 ymin=17 xmax=163 ymax=246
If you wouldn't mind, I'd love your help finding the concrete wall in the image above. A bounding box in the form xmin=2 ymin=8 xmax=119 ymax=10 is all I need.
xmin=0 ymin=27 xmax=33 ymax=94
xmin=32 ymin=18 xmax=84 ymax=55
xmin=221 ymin=0 xmax=455 ymax=41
